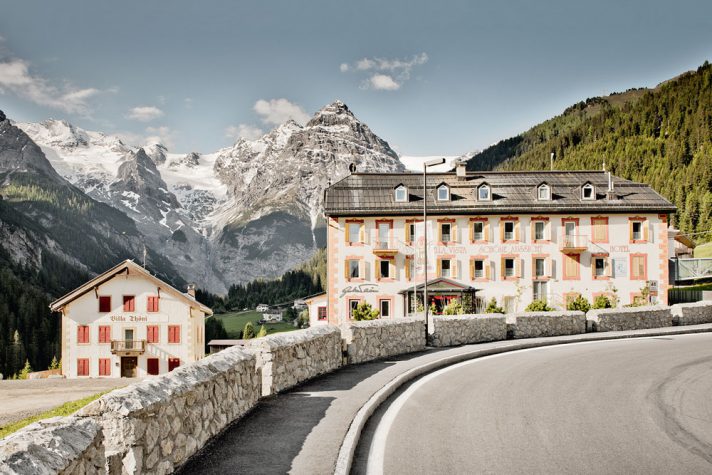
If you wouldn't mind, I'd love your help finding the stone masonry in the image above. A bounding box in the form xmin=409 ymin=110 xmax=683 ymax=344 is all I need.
xmin=429 ymin=314 xmax=507 ymax=347
xmin=342 ymin=317 xmax=426 ymax=364
xmin=0 ymin=416 xmax=105 ymax=475
xmin=586 ymin=306 xmax=672 ymax=332
xmin=671 ymin=301 xmax=712 ymax=325
xmin=246 ymin=326 xmax=342 ymax=396
xmin=77 ymin=345 xmax=260 ymax=474
xmin=509 ymin=311 xmax=586 ymax=339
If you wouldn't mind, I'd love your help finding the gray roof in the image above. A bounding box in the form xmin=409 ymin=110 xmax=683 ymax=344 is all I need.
xmin=324 ymin=170 xmax=676 ymax=216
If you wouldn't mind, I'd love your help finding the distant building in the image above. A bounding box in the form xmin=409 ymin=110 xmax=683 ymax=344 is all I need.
xmin=262 ymin=309 xmax=283 ymax=323
xmin=207 ymin=339 xmax=247 ymax=354
xmin=304 ymin=292 xmax=328 ymax=327
xmin=50 ymin=260 xmax=212 ymax=378
xmin=256 ymin=304 xmax=270 ymax=312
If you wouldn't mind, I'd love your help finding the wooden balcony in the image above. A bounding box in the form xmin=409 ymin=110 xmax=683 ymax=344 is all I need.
xmin=111 ymin=340 xmax=147 ymax=356
xmin=372 ymin=240 xmax=399 ymax=256
xmin=560 ymin=234 xmax=588 ymax=254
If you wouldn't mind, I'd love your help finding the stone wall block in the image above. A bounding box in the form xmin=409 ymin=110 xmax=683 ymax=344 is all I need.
xmin=511 ymin=311 xmax=586 ymax=339
xmin=671 ymin=301 xmax=712 ymax=326
xmin=587 ymin=306 xmax=673 ymax=332
xmin=429 ymin=314 xmax=507 ymax=347
xmin=343 ymin=318 xmax=426 ymax=364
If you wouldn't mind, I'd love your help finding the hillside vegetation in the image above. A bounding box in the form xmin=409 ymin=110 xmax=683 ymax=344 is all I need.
xmin=466 ymin=61 xmax=712 ymax=241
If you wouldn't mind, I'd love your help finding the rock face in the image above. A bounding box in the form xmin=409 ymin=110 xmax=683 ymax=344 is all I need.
xmin=586 ymin=306 xmax=673 ymax=332
xmin=341 ymin=318 xmax=426 ymax=364
xmin=16 ymin=101 xmax=405 ymax=292
xmin=429 ymin=314 xmax=507 ymax=347
xmin=509 ymin=311 xmax=586 ymax=338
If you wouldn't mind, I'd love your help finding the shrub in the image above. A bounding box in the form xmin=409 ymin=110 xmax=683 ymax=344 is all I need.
xmin=296 ymin=310 xmax=310 ymax=328
xmin=443 ymin=300 xmax=464 ymax=315
xmin=485 ymin=297 xmax=505 ymax=314
xmin=256 ymin=325 xmax=267 ymax=338
xmin=18 ymin=360 xmax=32 ymax=380
xmin=525 ymin=300 xmax=553 ymax=312
xmin=352 ymin=301 xmax=380 ymax=321
xmin=592 ymin=295 xmax=613 ymax=309
xmin=242 ymin=321 xmax=256 ymax=339
xmin=567 ymin=295 xmax=591 ymax=313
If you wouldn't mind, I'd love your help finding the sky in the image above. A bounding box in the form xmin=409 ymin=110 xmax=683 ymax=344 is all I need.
xmin=1 ymin=0 xmax=711 ymax=156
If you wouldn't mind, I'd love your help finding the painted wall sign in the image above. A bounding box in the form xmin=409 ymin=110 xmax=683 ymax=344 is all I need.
xmin=340 ymin=284 xmax=379 ymax=298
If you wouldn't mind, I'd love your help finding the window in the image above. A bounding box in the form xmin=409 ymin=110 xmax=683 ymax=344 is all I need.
xmin=535 ymin=258 xmax=546 ymax=278
xmin=632 ymin=221 xmax=643 ymax=241
xmin=504 ymin=222 xmax=515 ymax=241
xmin=346 ymin=259 xmax=360 ymax=279
xmin=99 ymin=296 xmax=111 ymax=313
xmin=98 ymin=325 xmax=111 ymax=344
xmin=472 ymin=222 xmax=484 ymax=241
xmin=582 ymin=183 xmax=595 ymax=200
xmin=631 ymin=254 xmax=647 ymax=280
xmin=123 ymin=295 xmax=135 ymax=312
xmin=377 ymin=222 xmax=390 ymax=247
xmin=99 ymin=358 xmax=111 ymax=376
xmin=537 ymin=184 xmax=550 ymax=200
xmin=77 ymin=325 xmax=90 ymax=344
xmin=437 ymin=184 xmax=450 ymax=201
xmin=594 ymin=257 xmax=607 ymax=277
xmin=473 ymin=259 xmax=484 ymax=278
xmin=347 ymin=223 xmax=361 ymax=243
xmin=406 ymin=258 xmax=415 ymax=280
xmin=533 ymin=221 xmax=545 ymax=241
xmin=440 ymin=259 xmax=452 ymax=278
xmin=407 ymin=222 xmax=417 ymax=243
xmin=147 ymin=358 xmax=160 ymax=376
xmin=563 ymin=254 xmax=580 ymax=280
xmin=504 ymin=258 xmax=515 ymax=277
xmin=349 ymin=299 xmax=360 ymax=318
xmin=168 ymin=325 xmax=181 ymax=344
xmin=147 ymin=325 xmax=159 ymax=343
xmin=77 ymin=358 xmax=89 ymax=377
xmin=147 ymin=296 xmax=160 ymax=312
xmin=394 ymin=185 xmax=408 ymax=202
xmin=168 ymin=358 xmax=180 ymax=372
xmin=441 ymin=223 xmax=452 ymax=242
xmin=378 ymin=260 xmax=391 ymax=279
xmin=379 ymin=300 xmax=391 ymax=318
xmin=317 ymin=306 xmax=327 ymax=321
xmin=533 ymin=281 xmax=548 ymax=301
xmin=478 ymin=184 xmax=491 ymax=201
xmin=591 ymin=217 xmax=608 ymax=243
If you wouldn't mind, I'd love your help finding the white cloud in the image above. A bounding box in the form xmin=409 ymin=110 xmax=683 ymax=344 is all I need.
xmin=253 ymin=98 xmax=310 ymax=125
xmin=184 ymin=97 xmax=193 ymax=109
xmin=225 ymin=124 xmax=264 ymax=141
xmin=0 ymin=57 xmax=102 ymax=115
xmin=341 ymin=52 xmax=428 ymax=91
xmin=366 ymin=74 xmax=401 ymax=91
xmin=144 ymin=126 xmax=176 ymax=149
xmin=126 ymin=105 xmax=164 ymax=122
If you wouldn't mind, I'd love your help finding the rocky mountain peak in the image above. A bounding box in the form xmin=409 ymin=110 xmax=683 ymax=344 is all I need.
xmin=144 ymin=143 xmax=168 ymax=165
xmin=0 ymin=117 xmax=63 ymax=179
xmin=0 ymin=110 xmax=6 ymax=122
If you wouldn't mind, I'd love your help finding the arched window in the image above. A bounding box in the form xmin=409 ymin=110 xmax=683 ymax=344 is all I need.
xmin=477 ymin=183 xmax=491 ymax=201
xmin=437 ymin=184 xmax=450 ymax=201
xmin=537 ymin=183 xmax=551 ymax=201
xmin=394 ymin=184 xmax=408 ymax=202
xmin=582 ymin=183 xmax=595 ymax=200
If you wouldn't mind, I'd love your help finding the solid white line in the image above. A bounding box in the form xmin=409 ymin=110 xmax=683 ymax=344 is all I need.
xmin=364 ymin=336 xmax=687 ymax=475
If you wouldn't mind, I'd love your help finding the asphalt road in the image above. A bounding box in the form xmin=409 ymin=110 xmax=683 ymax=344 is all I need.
xmin=361 ymin=333 xmax=712 ymax=475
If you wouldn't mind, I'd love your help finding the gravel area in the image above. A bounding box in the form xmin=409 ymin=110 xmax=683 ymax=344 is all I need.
xmin=0 ymin=378 xmax=141 ymax=427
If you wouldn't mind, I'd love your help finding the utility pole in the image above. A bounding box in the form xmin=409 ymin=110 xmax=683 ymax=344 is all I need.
xmin=423 ymin=158 xmax=445 ymax=336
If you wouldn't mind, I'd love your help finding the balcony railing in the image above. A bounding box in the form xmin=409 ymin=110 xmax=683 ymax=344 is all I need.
xmin=372 ymin=240 xmax=398 ymax=255
xmin=559 ymin=234 xmax=588 ymax=253
xmin=111 ymin=340 xmax=146 ymax=355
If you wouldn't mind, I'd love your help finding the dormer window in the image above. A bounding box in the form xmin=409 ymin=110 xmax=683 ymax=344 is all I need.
xmin=436 ymin=184 xmax=450 ymax=201
xmin=582 ymin=183 xmax=595 ymax=200
xmin=477 ymin=183 xmax=491 ymax=201
xmin=537 ymin=183 xmax=551 ymax=201
xmin=394 ymin=184 xmax=408 ymax=202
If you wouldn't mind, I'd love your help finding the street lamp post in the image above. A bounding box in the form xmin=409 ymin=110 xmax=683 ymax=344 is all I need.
xmin=423 ymin=158 xmax=446 ymax=336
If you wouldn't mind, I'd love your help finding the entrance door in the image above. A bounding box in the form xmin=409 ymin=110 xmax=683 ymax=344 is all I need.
xmin=121 ymin=357 xmax=138 ymax=377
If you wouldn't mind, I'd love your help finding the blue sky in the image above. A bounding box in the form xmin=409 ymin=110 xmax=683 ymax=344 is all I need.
xmin=1 ymin=0 xmax=710 ymax=155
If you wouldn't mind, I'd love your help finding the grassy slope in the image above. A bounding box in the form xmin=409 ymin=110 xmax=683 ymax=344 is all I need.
xmin=694 ymin=242 xmax=712 ymax=258
xmin=213 ymin=310 xmax=297 ymax=338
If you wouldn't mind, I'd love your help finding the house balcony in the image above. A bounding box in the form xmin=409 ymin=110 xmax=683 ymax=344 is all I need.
xmin=559 ymin=234 xmax=588 ymax=254
xmin=372 ymin=240 xmax=399 ymax=256
xmin=111 ymin=340 xmax=146 ymax=356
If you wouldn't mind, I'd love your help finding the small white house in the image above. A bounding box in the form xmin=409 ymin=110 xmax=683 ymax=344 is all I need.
xmin=304 ymin=292 xmax=328 ymax=326
xmin=49 ymin=260 xmax=212 ymax=378
xmin=256 ymin=304 xmax=270 ymax=312
xmin=262 ymin=309 xmax=283 ymax=323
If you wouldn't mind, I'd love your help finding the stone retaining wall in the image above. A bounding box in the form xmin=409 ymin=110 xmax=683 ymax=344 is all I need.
xmin=586 ymin=306 xmax=672 ymax=332
xmin=77 ymin=346 xmax=260 ymax=474
xmin=671 ymin=301 xmax=712 ymax=326
xmin=0 ymin=416 xmax=104 ymax=474
xmin=509 ymin=311 xmax=586 ymax=339
xmin=429 ymin=314 xmax=507 ymax=347
xmin=247 ymin=326 xmax=342 ymax=396
xmin=342 ymin=318 xmax=426 ymax=364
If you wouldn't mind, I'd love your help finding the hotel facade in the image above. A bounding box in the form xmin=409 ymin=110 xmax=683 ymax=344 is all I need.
xmin=322 ymin=165 xmax=676 ymax=325
xmin=50 ymin=260 xmax=211 ymax=378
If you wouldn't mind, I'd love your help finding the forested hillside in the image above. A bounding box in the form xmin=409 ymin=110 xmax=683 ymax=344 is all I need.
xmin=466 ymin=61 xmax=712 ymax=240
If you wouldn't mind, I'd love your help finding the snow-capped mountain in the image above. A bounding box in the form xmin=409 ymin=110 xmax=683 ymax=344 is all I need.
xmin=16 ymin=101 xmax=405 ymax=293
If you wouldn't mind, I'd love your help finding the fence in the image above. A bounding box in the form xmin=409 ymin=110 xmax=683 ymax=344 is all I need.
xmin=668 ymin=287 xmax=703 ymax=304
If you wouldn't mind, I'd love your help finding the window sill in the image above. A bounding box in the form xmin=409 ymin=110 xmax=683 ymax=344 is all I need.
xmin=532 ymin=240 xmax=550 ymax=244
xmin=346 ymin=242 xmax=364 ymax=247
xmin=473 ymin=277 xmax=489 ymax=282
xmin=629 ymin=240 xmax=647 ymax=244
xmin=593 ymin=276 xmax=610 ymax=280
xmin=377 ymin=278 xmax=396 ymax=282
xmin=346 ymin=278 xmax=365 ymax=283
xmin=533 ymin=276 xmax=550 ymax=281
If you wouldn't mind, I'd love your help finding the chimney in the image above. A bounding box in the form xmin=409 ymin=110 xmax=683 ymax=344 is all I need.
xmin=606 ymin=171 xmax=616 ymax=200
xmin=186 ymin=284 xmax=196 ymax=298
xmin=455 ymin=159 xmax=467 ymax=180
xmin=550 ymin=152 xmax=555 ymax=171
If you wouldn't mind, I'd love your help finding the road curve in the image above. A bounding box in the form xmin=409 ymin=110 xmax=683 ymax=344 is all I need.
xmin=362 ymin=334 xmax=712 ymax=475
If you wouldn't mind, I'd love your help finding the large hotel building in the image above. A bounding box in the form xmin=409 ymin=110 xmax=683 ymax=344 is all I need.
xmin=322 ymin=163 xmax=676 ymax=324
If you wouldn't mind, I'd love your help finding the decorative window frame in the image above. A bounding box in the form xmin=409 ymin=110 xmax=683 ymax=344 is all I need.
xmin=537 ymin=182 xmax=551 ymax=201
xmin=591 ymin=253 xmax=611 ymax=280
xmin=394 ymin=184 xmax=408 ymax=202
xmin=629 ymin=253 xmax=648 ymax=280
xmin=436 ymin=183 xmax=450 ymax=201
xmin=590 ymin=216 xmax=609 ymax=243
xmin=562 ymin=253 xmax=581 ymax=280
xmin=477 ymin=183 xmax=491 ymax=201
xmin=581 ymin=182 xmax=596 ymax=200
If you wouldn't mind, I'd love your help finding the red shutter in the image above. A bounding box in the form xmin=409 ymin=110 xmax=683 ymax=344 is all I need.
xmin=99 ymin=358 xmax=111 ymax=376
xmin=98 ymin=325 xmax=110 ymax=343
xmin=123 ymin=296 xmax=135 ymax=312
xmin=318 ymin=307 xmax=327 ymax=321
xmin=147 ymin=358 xmax=160 ymax=375
xmin=77 ymin=325 xmax=89 ymax=344
xmin=168 ymin=358 xmax=180 ymax=372
xmin=147 ymin=325 xmax=159 ymax=343
xmin=99 ymin=296 xmax=111 ymax=313
xmin=77 ymin=358 xmax=89 ymax=376
xmin=168 ymin=325 xmax=180 ymax=343
xmin=147 ymin=296 xmax=160 ymax=312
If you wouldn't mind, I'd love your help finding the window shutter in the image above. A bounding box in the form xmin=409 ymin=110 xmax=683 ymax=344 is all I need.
xmin=500 ymin=257 xmax=505 ymax=279
xmin=629 ymin=221 xmax=634 ymax=241
xmin=452 ymin=222 xmax=458 ymax=243
xmin=470 ymin=259 xmax=474 ymax=280
xmin=546 ymin=257 xmax=552 ymax=277
xmin=591 ymin=257 xmax=596 ymax=279
xmin=515 ymin=222 xmax=521 ymax=242
xmin=499 ymin=221 xmax=505 ymax=243
xmin=359 ymin=224 xmax=366 ymax=243
xmin=606 ymin=257 xmax=612 ymax=277
xmin=485 ymin=261 xmax=492 ymax=280
xmin=547 ymin=221 xmax=553 ymax=242
xmin=517 ymin=258 xmax=524 ymax=278
xmin=344 ymin=261 xmax=349 ymax=280
xmin=550 ymin=259 xmax=556 ymax=279
xmin=485 ymin=221 xmax=492 ymax=242
xmin=530 ymin=221 xmax=535 ymax=242
xmin=436 ymin=259 xmax=442 ymax=277
xmin=405 ymin=223 xmax=411 ymax=243
xmin=452 ymin=260 xmax=458 ymax=279
xmin=469 ymin=223 xmax=474 ymax=243
xmin=438 ymin=224 xmax=443 ymax=243
xmin=376 ymin=260 xmax=381 ymax=279
xmin=363 ymin=261 xmax=369 ymax=280
xmin=643 ymin=220 xmax=649 ymax=242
